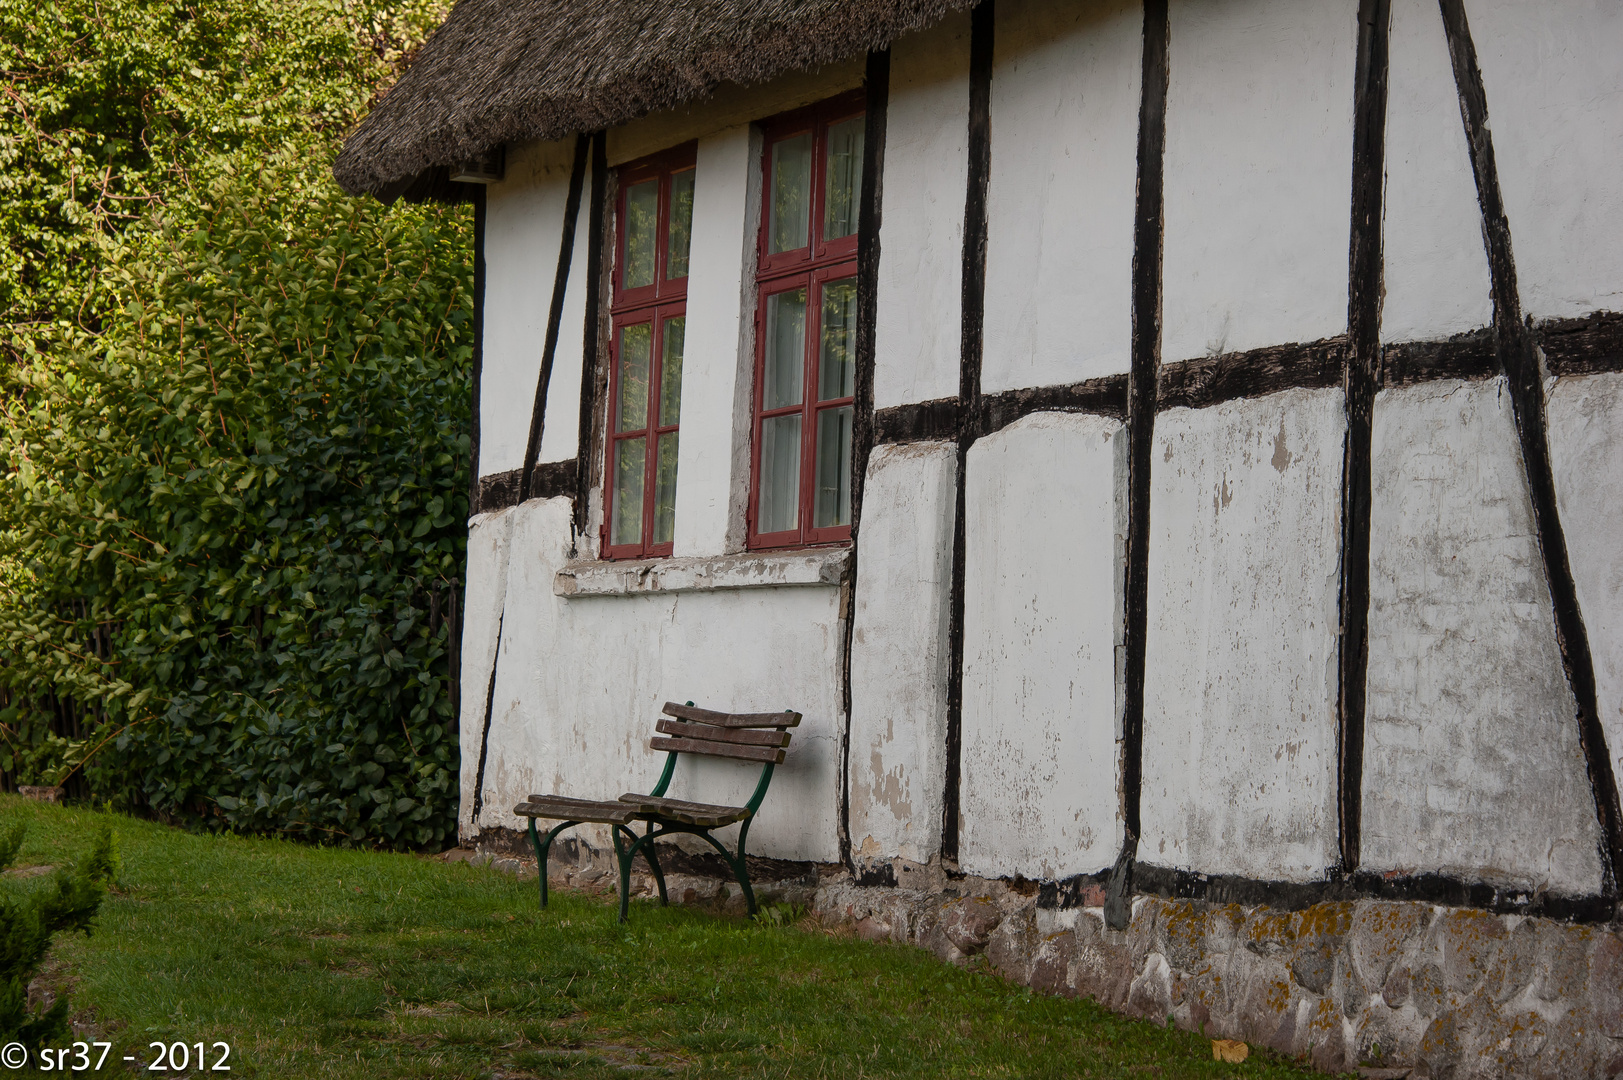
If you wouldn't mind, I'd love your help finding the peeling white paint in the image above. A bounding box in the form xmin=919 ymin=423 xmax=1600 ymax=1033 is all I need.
xmin=555 ymin=547 xmax=848 ymax=596
xmin=537 ymin=154 xmax=595 ymax=465
xmin=961 ymin=412 xmax=1126 ymax=880
xmin=1141 ymin=389 xmax=1345 ymax=881
xmin=873 ymin=14 xmax=969 ymax=410
xmin=848 ymin=443 xmax=957 ymax=864
xmin=1161 ymin=0 xmax=1355 ymax=362
xmin=481 ymin=138 xmax=582 ymax=476
xmin=1463 ymin=0 xmax=1623 ymax=320
xmin=459 ymin=510 xmax=515 ymax=820
xmin=1548 ymin=372 xmax=1623 ymax=824
xmin=467 ymin=497 xmax=844 ymax=862
xmin=1361 ymin=378 xmax=1605 ymax=895
xmin=1381 ymin=0 xmax=1493 ymax=342
xmin=981 ymin=0 xmax=1140 ymax=392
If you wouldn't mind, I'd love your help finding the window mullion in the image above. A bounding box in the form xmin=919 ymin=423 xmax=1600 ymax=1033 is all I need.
xmin=642 ymin=312 xmax=663 ymax=553
xmin=800 ymin=274 xmax=820 ymax=546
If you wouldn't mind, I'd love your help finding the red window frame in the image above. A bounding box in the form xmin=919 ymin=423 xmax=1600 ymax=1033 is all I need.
xmin=602 ymin=144 xmax=697 ymax=560
xmin=748 ymin=93 xmax=865 ymax=550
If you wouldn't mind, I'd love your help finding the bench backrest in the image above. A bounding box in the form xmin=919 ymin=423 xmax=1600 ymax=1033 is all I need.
xmin=648 ymin=702 xmax=801 ymax=764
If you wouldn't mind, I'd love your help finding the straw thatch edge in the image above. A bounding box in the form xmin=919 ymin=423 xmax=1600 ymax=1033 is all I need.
xmin=335 ymin=0 xmax=977 ymax=200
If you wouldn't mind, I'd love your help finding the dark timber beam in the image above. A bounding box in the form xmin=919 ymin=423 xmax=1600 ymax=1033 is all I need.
xmin=839 ymin=46 xmax=891 ymax=872
xmin=1439 ymin=0 xmax=1623 ymax=897
xmin=1037 ymin=861 xmax=1615 ymax=924
xmin=469 ymin=186 xmax=488 ymax=519
xmin=574 ymin=132 xmax=611 ymax=539
xmin=1336 ymin=0 xmax=1392 ymax=878
xmin=520 ymin=133 xmax=590 ymax=504
xmin=469 ymin=609 xmax=505 ymax=824
xmin=1105 ymin=0 xmax=1168 ymax=931
xmin=942 ymin=0 xmax=995 ymax=867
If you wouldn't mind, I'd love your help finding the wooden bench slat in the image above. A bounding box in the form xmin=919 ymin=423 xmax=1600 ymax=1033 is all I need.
xmin=654 ymin=718 xmax=790 ymax=747
xmin=515 ymin=796 xmax=638 ymax=824
xmin=662 ymin=702 xmax=801 ymax=728
xmin=649 ymin=735 xmax=785 ymax=764
xmin=619 ymin=794 xmax=751 ymax=827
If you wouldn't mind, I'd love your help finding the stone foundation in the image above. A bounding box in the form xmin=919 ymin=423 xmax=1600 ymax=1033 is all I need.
xmin=468 ymin=832 xmax=1623 ymax=1078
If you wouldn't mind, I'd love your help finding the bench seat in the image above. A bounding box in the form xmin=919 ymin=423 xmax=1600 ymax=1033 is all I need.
xmin=516 ymin=701 xmax=801 ymax=920
xmin=515 ymin=795 xmax=640 ymax=825
xmin=617 ymin=794 xmax=751 ymax=828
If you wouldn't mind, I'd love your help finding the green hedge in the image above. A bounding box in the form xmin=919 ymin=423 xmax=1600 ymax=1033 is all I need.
xmin=0 ymin=156 xmax=471 ymax=847
xmin=0 ymin=0 xmax=471 ymax=848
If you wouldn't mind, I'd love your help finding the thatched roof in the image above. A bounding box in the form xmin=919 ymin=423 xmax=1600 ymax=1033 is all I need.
xmin=335 ymin=0 xmax=976 ymax=201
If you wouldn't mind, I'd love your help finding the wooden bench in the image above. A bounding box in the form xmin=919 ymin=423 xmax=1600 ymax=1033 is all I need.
xmin=514 ymin=701 xmax=801 ymax=921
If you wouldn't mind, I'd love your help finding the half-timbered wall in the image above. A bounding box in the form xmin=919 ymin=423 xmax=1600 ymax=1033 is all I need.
xmin=463 ymin=0 xmax=1623 ymax=933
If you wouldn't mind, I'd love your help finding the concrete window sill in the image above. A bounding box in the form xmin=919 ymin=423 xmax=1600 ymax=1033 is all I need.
xmin=554 ymin=547 xmax=851 ymax=598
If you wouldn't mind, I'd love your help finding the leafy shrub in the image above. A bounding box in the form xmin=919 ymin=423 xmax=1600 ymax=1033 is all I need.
xmin=0 ymin=0 xmax=471 ymax=849
xmin=0 ymin=150 xmax=472 ymax=848
xmin=0 ymin=823 xmax=118 ymax=1049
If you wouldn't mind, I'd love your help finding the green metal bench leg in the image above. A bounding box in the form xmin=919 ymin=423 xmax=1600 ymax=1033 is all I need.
xmin=671 ymin=825 xmax=759 ymax=918
xmin=527 ymin=818 xmax=579 ymax=909
xmin=642 ymin=823 xmax=669 ymax=906
xmin=612 ymin=825 xmax=634 ymax=922
xmin=731 ymin=819 xmax=757 ymax=916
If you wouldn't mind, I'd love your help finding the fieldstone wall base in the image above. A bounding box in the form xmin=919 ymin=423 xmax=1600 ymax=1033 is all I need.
xmin=468 ymin=833 xmax=1623 ymax=1079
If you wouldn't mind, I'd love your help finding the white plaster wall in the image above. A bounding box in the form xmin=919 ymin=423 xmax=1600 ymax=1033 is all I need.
xmin=847 ymin=443 xmax=957 ymax=864
xmin=961 ymin=412 xmax=1126 ymax=880
xmin=537 ymin=152 xmax=596 ymax=464
xmin=1361 ymin=378 xmax=1605 ymax=895
xmin=1140 ymin=390 xmax=1345 ymax=880
xmin=674 ymin=126 xmax=759 ymax=557
xmin=1381 ymin=0 xmax=1493 ymax=343
xmin=1463 ymin=0 xmax=1623 ymax=320
xmin=481 ymin=138 xmax=582 ymax=476
xmin=981 ymin=0 xmax=1140 ymax=392
xmin=466 ymin=496 xmax=844 ymax=862
xmin=873 ymin=13 xmax=970 ymax=410
xmin=1161 ymin=0 xmax=1355 ymax=363
xmin=1549 ymin=373 xmax=1623 ymax=826
xmin=458 ymin=509 xmax=516 ymax=821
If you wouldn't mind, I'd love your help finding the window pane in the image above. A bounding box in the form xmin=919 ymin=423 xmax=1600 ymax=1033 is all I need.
xmin=819 ymin=277 xmax=857 ymax=401
xmin=616 ymin=323 xmax=651 ymax=432
xmin=824 ymin=117 xmax=864 ymax=240
xmin=653 ymin=432 xmax=679 ymax=546
xmin=814 ymin=405 xmax=853 ymax=528
xmin=623 ymin=179 xmax=658 ymax=289
xmin=659 ymin=316 xmax=685 ymax=426
xmin=764 ymin=288 xmax=806 ymax=410
xmin=758 ymin=413 xmax=802 ymax=534
xmin=666 ymin=170 xmax=695 ymax=280
xmin=611 ymin=437 xmax=646 ymax=547
xmin=665 ymin=168 xmax=697 ymax=277
xmin=769 ymin=134 xmax=812 ymax=254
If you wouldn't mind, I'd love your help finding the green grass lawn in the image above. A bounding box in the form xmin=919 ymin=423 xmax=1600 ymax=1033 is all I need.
xmin=2 ymin=796 xmax=1334 ymax=1078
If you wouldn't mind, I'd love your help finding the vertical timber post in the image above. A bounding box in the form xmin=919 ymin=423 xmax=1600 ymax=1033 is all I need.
xmin=520 ymin=134 xmax=590 ymax=503
xmin=1336 ymin=0 xmax=1392 ymax=878
xmin=575 ymin=132 xmax=610 ymax=540
xmin=942 ymin=0 xmax=995 ymax=867
xmin=1106 ymin=0 xmax=1168 ymax=931
xmin=840 ymin=47 xmax=891 ymax=872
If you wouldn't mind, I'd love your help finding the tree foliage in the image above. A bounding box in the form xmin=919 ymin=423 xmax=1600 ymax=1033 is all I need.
xmin=0 ymin=0 xmax=449 ymax=332
xmin=0 ymin=0 xmax=471 ymax=848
